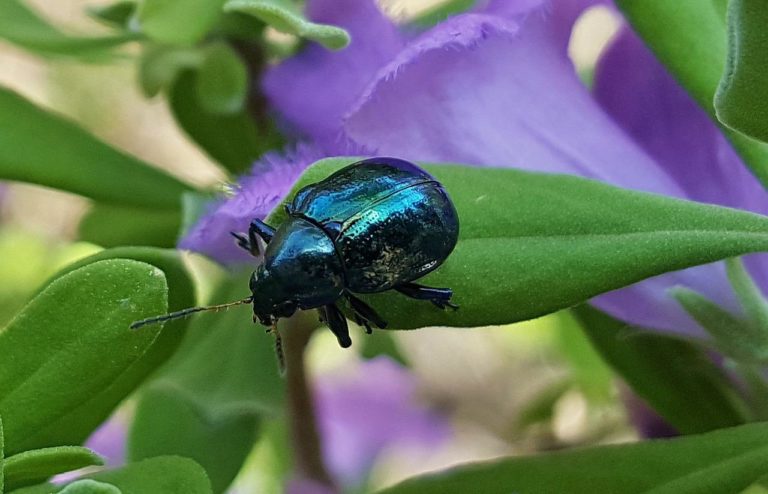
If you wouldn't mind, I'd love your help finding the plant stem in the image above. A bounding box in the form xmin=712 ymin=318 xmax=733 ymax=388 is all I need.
xmin=280 ymin=311 xmax=338 ymax=491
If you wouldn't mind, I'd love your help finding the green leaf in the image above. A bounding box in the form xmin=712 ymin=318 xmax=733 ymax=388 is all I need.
xmin=0 ymin=259 xmax=168 ymax=455
xmin=411 ymin=0 xmax=478 ymax=27
xmin=129 ymin=387 xmax=258 ymax=494
xmin=573 ymin=304 xmax=749 ymax=434
xmin=728 ymin=257 xmax=768 ymax=331
xmin=139 ymin=0 xmax=226 ymax=45
xmin=268 ymin=158 xmax=768 ymax=330
xmin=1 ymin=416 xmax=4 ymax=494
xmin=79 ymin=204 xmax=182 ymax=248
xmin=670 ymin=286 xmax=768 ymax=364
xmin=360 ymin=332 xmax=407 ymax=366
xmin=380 ymin=422 xmax=768 ymax=494
xmin=212 ymin=12 xmax=267 ymax=40
xmin=13 ymin=456 xmax=212 ymax=494
xmin=59 ymin=479 xmax=121 ymax=494
xmin=0 ymin=0 xmax=137 ymax=58
xmin=88 ymin=1 xmax=138 ymax=29
xmin=554 ymin=312 xmax=612 ymax=403
xmin=26 ymin=248 xmax=195 ymax=453
xmin=224 ymin=0 xmax=350 ymax=50
xmin=715 ymin=0 xmax=768 ymax=143
xmin=3 ymin=447 xmax=103 ymax=490
xmin=129 ymin=273 xmax=282 ymax=493
xmin=138 ymin=44 xmax=203 ymax=98
xmin=170 ymin=70 xmax=283 ymax=174
xmin=642 ymin=448 xmax=768 ymax=494
xmin=250 ymin=419 xmax=291 ymax=494
xmin=195 ymin=42 xmax=248 ymax=115
xmin=154 ymin=272 xmax=285 ymax=413
xmin=742 ymin=475 xmax=768 ymax=494
xmin=615 ymin=0 xmax=768 ymax=191
xmin=0 ymin=87 xmax=192 ymax=210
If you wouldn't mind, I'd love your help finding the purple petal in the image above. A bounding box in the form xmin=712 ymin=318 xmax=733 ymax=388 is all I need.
xmin=179 ymin=144 xmax=324 ymax=265
xmin=480 ymin=0 xmax=602 ymax=51
xmin=84 ymin=412 xmax=127 ymax=467
xmin=594 ymin=27 xmax=768 ymax=214
xmin=594 ymin=264 xmax=739 ymax=336
xmin=590 ymin=26 xmax=768 ymax=332
xmin=315 ymin=357 xmax=450 ymax=486
xmin=622 ymin=388 xmax=678 ymax=439
xmin=285 ymin=478 xmax=337 ymax=494
xmin=263 ymin=0 xmax=405 ymax=145
xmin=342 ymin=10 xmax=684 ymax=197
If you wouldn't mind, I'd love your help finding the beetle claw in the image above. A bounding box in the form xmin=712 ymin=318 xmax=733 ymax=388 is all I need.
xmin=353 ymin=314 xmax=373 ymax=334
xmin=431 ymin=299 xmax=459 ymax=311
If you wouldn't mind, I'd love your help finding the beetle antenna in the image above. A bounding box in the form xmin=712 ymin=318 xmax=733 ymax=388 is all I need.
xmin=130 ymin=296 xmax=253 ymax=330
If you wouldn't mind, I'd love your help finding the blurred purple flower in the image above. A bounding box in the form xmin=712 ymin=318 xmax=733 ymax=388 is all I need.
xmin=621 ymin=388 xmax=678 ymax=439
xmin=180 ymin=143 xmax=325 ymax=265
xmin=285 ymin=478 xmax=337 ymax=494
xmin=181 ymin=0 xmax=768 ymax=337
xmin=264 ymin=0 xmax=405 ymax=145
xmin=313 ymin=357 xmax=450 ymax=488
xmin=83 ymin=412 xmax=127 ymax=467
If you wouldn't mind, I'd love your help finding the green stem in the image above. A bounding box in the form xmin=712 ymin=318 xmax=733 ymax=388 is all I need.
xmin=734 ymin=362 xmax=768 ymax=420
xmin=279 ymin=311 xmax=338 ymax=491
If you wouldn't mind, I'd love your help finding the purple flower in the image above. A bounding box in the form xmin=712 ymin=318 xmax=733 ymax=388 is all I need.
xmin=285 ymin=478 xmax=337 ymax=494
xmin=263 ymin=0 xmax=405 ymax=146
xmin=83 ymin=411 xmax=127 ymax=467
xmin=182 ymin=0 xmax=768 ymax=337
xmin=180 ymin=143 xmax=325 ymax=265
xmin=314 ymin=357 xmax=450 ymax=487
xmin=621 ymin=388 xmax=678 ymax=439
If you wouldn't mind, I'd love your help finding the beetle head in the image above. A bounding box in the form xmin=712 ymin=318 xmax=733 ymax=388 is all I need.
xmin=248 ymin=217 xmax=346 ymax=326
xmin=249 ymin=266 xmax=299 ymax=326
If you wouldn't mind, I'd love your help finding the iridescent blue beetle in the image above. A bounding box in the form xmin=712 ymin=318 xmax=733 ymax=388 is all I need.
xmin=132 ymin=157 xmax=459 ymax=348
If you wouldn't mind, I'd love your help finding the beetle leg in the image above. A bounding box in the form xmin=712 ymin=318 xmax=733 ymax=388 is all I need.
xmin=346 ymin=293 xmax=388 ymax=331
xmin=394 ymin=282 xmax=458 ymax=310
xmin=353 ymin=313 xmax=373 ymax=334
xmin=317 ymin=307 xmax=327 ymax=325
xmin=323 ymin=304 xmax=352 ymax=348
xmin=230 ymin=231 xmax=255 ymax=255
xmin=230 ymin=218 xmax=276 ymax=257
xmin=249 ymin=218 xmax=276 ymax=244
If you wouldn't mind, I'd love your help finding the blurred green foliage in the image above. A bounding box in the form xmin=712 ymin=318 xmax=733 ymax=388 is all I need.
xmin=13 ymin=456 xmax=212 ymax=494
xmin=1 ymin=1 xmax=768 ymax=492
xmin=575 ymin=305 xmax=749 ymax=434
xmin=0 ymin=229 xmax=99 ymax=326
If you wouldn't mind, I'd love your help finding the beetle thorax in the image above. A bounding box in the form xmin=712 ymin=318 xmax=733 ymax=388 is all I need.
xmin=250 ymin=217 xmax=345 ymax=323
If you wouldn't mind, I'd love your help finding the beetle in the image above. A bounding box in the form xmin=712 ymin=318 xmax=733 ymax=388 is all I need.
xmin=131 ymin=157 xmax=460 ymax=348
